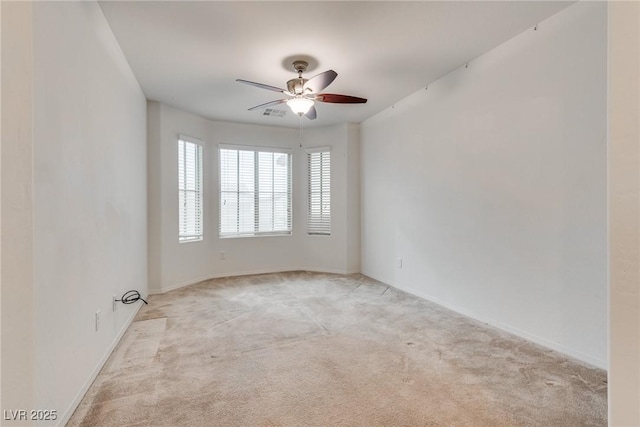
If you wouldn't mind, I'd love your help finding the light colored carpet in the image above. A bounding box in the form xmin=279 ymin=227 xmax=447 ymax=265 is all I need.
xmin=68 ymin=272 xmax=607 ymax=426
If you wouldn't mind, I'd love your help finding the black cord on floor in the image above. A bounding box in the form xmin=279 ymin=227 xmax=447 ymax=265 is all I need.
xmin=116 ymin=290 xmax=148 ymax=305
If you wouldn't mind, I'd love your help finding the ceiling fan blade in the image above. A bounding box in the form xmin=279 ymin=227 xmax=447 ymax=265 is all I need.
xmin=236 ymin=79 xmax=287 ymax=93
xmin=248 ymin=99 xmax=287 ymax=111
xmin=304 ymin=70 xmax=338 ymax=94
xmin=315 ymin=93 xmax=367 ymax=104
xmin=305 ymin=105 xmax=317 ymax=120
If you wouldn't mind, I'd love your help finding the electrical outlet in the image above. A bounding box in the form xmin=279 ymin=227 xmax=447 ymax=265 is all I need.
xmin=396 ymin=257 xmax=403 ymax=268
xmin=95 ymin=310 xmax=101 ymax=331
xmin=112 ymin=295 xmax=118 ymax=312
xmin=219 ymin=251 xmax=226 ymax=260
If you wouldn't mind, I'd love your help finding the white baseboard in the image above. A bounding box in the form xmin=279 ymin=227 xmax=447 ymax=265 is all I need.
xmin=57 ymin=303 xmax=143 ymax=426
xmin=387 ymin=280 xmax=606 ymax=370
xmin=151 ymin=273 xmax=218 ymax=294
xmin=300 ymin=267 xmax=358 ymax=275
xmin=151 ymin=267 xmax=298 ymax=294
xmin=151 ymin=267 xmax=359 ymax=295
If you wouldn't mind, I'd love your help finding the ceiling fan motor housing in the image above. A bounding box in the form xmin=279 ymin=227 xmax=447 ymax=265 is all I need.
xmin=287 ymin=78 xmax=308 ymax=95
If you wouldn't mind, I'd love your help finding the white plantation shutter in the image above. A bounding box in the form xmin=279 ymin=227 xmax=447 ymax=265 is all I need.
xmin=178 ymin=136 xmax=203 ymax=242
xmin=219 ymin=145 xmax=292 ymax=237
xmin=307 ymin=147 xmax=331 ymax=235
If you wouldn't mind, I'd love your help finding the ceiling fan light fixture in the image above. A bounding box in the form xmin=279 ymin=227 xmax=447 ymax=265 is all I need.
xmin=286 ymin=97 xmax=314 ymax=116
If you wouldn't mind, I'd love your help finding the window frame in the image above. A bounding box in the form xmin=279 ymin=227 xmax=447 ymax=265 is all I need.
xmin=218 ymin=143 xmax=293 ymax=239
xmin=178 ymin=135 xmax=204 ymax=243
xmin=306 ymin=146 xmax=331 ymax=236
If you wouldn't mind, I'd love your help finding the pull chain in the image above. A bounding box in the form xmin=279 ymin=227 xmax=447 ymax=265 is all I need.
xmin=299 ymin=115 xmax=304 ymax=148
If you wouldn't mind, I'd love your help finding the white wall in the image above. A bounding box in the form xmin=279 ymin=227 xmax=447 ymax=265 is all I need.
xmin=608 ymin=1 xmax=640 ymax=424
xmin=2 ymin=2 xmax=147 ymax=426
xmin=361 ymin=1 xmax=607 ymax=368
xmin=1 ymin=1 xmax=35 ymax=418
xmin=147 ymin=103 xmax=360 ymax=293
xmin=148 ymin=103 xmax=300 ymax=292
xmin=297 ymin=122 xmax=361 ymax=274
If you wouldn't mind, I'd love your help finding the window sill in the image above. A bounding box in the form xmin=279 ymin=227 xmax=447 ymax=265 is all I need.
xmin=179 ymin=237 xmax=203 ymax=244
xmin=219 ymin=232 xmax=292 ymax=239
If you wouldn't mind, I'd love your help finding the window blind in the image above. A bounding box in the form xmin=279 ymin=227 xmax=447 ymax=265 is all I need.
xmin=219 ymin=145 xmax=292 ymax=237
xmin=307 ymin=148 xmax=331 ymax=235
xmin=178 ymin=136 xmax=203 ymax=242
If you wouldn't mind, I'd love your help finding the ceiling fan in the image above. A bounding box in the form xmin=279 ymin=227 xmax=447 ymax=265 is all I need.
xmin=236 ymin=60 xmax=367 ymax=120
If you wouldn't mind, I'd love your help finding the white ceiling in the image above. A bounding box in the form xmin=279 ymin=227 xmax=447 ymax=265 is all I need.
xmin=99 ymin=1 xmax=573 ymax=128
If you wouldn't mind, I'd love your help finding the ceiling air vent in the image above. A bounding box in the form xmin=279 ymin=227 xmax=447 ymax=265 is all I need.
xmin=262 ymin=108 xmax=287 ymax=117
